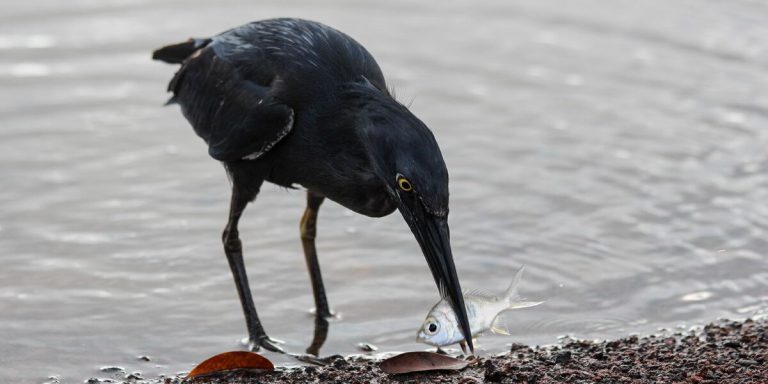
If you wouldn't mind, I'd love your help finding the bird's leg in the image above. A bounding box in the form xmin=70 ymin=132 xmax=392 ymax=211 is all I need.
xmin=300 ymin=191 xmax=334 ymax=319
xmin=223 ymin=188 xmax=284 ymax=353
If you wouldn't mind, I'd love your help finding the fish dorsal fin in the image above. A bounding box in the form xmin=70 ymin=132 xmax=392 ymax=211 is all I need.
xmin=462 ymin=288 xmax=498 ymax=300
xmin=490 ymin=315 xmax=511 ymax=335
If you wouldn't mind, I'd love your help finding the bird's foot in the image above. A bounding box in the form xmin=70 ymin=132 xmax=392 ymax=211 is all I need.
xmin=243 ymin=335 xmax=286 ymax=353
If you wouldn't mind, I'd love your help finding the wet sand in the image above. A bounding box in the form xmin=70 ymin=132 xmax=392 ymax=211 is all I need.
xmin=93 ymin=317 xmax=766 ymax=383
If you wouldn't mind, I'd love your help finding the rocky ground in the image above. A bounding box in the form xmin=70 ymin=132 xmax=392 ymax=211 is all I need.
xmin=95 ymin=318 xmax=766 ymax=384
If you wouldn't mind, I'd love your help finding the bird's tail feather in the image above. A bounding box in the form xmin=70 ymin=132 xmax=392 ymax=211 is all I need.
xmin=152 ymin=38 xmax=211 ymax=64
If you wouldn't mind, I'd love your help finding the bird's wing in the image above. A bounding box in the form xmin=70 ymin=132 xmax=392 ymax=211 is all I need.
xmin=155 ymin=40 xmax=295 ymax=162
xmin=203 ymin=53 xmax=295 ymax=161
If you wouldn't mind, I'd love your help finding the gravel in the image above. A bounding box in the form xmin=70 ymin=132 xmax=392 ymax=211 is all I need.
xmin=102 ymin=318 xmax=767 ymax=384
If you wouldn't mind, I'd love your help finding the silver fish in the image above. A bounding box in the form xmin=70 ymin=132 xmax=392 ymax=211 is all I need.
xmin=416 ymin=266 xmax=542 ymax=350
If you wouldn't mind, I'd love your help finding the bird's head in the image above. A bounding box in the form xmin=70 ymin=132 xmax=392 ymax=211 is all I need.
xmin=344 ymin=78 xmax=474 ymax=354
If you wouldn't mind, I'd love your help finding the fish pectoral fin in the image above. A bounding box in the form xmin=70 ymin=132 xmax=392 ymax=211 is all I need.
xmin=491 ymin=315 xmax=511 ymax=336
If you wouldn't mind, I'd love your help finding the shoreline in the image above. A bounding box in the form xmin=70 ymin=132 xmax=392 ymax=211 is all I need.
xmin=98 ymin=318 xmax=766 ymax=383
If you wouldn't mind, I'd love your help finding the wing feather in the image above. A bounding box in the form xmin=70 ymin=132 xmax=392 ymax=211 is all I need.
xmin=168 ymin=47 xmax=294 ymax=161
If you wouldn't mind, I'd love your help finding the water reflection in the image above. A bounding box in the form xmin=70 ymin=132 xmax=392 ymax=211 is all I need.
xmin=306 ymin=316 xmax=330 ymax=356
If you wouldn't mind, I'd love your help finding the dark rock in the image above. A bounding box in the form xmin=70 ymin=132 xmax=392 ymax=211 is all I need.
xmin=332 ymin=358 xmax=349 ymax=368
xmin=510 ymin=343 xmax=531 ymax=352
xmin=355 ymin=342 xmax=378 ymax=352
xmin=99 ymin=366 xmax=124 ymax=373
xmin=724 ymin=341 xmax=741 ymax=348
xmin=554 ymin=350 xmax=572 ymax=365
xmin=483 ymin=360 xmax=504 ymax=382
xmin=738 ymin=359 xmax=758 ymax=366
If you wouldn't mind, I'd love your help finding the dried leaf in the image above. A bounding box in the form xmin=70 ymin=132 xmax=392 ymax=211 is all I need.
xmin=187 ymin=351 xmax=274 ymax=378
xmin=380 ymin=351 xmax=469 ymax=374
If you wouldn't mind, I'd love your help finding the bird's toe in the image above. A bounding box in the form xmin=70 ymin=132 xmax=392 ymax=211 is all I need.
xmin=249 ymin=335 xmax=285 ymax=353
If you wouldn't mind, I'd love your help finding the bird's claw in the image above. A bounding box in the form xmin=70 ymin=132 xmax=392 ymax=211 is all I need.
xmin=248 ymin=335 xmax=286 ymax=353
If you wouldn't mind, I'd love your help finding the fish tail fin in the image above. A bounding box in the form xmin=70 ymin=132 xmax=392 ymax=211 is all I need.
xmin=508 ymin=300 xmax=546 ymax=310
xmin=503 ymin=265 xmax=525 ymax=307
xmin=504 ymin=265 xmax=545 ymax=310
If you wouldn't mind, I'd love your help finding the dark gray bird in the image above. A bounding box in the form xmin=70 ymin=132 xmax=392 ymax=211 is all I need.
xmin=152 ymin=18 xmax=473 ymax=354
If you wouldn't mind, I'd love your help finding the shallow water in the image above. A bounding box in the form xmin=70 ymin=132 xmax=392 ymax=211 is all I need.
xmin=2 ymin=0 xmax=768 ymax=382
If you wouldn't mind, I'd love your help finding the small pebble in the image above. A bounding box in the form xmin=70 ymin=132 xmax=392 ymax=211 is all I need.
xmin=99 ymin=366 xmax=124 ymax=373
xmin=738 ymin=359 xmax=758 ymax=366
xmin=332 ymin=358 xmax=349 ymax=368
xmin=723 ymin=341 xmax=741 ymax=348
xmin=554 ymin=350 xmax=572 ymax=365
xmin=356 ymin=342 xmax=378 ymax=352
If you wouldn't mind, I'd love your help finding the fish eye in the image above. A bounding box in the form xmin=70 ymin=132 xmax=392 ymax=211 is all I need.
xmin=424 ymin=319 xmax=439 ymax=335
xmin=396 ymin=174 xmax=413 ymax=192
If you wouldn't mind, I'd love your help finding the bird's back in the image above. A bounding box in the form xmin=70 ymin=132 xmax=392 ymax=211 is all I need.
xmin=158 ymin=18 xmax=387 ymax=108
xmin=213 ymin=19 xmax=386 ymax=98
xmin=153 ymin=18 xmax=390 ymax=164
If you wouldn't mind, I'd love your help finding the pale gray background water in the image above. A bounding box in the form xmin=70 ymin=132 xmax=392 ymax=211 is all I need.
xmin=2 ymin=0 xmax=768 ymax=382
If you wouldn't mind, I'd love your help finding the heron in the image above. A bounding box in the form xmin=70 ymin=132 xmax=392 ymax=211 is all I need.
xmin=152 ymin=18 xmax=473 ymax=354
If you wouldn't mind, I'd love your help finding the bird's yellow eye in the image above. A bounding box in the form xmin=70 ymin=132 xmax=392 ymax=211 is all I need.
xmin=397 ymin=175 xmax=413 ymax=192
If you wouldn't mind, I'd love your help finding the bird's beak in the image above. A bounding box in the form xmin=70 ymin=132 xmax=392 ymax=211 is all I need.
xmin=399 ymin=205 xmax=474 ymax=354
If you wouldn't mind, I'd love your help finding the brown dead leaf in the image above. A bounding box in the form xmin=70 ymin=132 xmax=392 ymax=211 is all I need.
xmin=380 ymin=351 xmax=469 ymax=374
xmin=187 ymin=351 xmax=274 ymax=378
